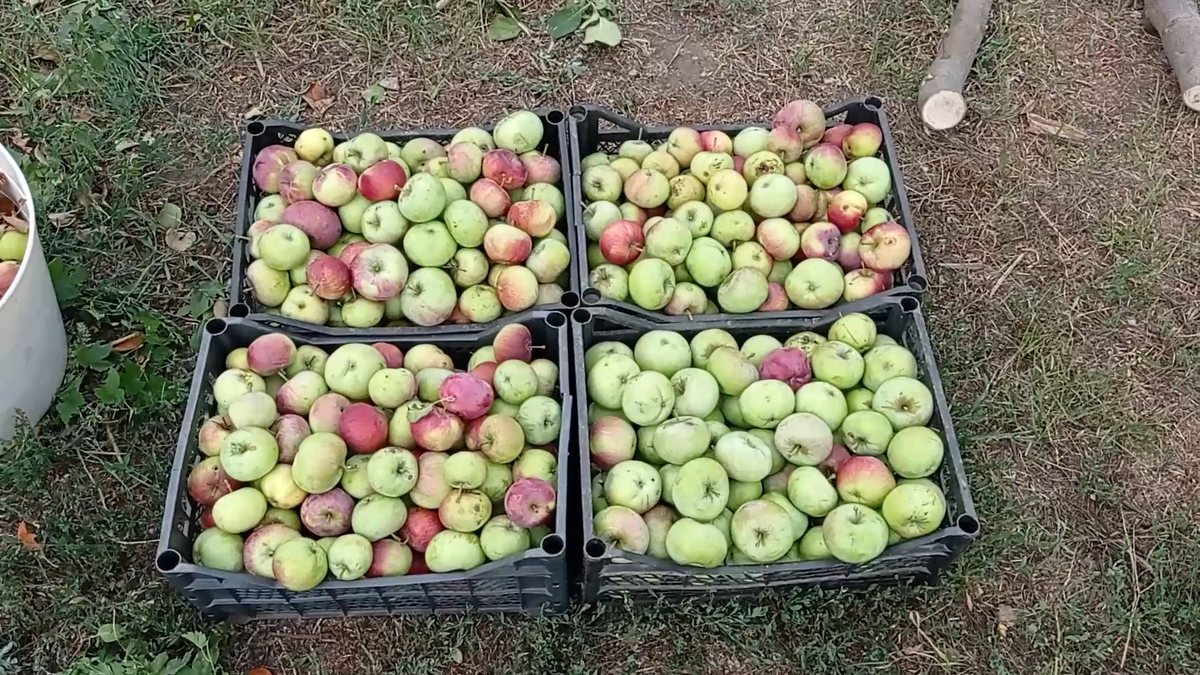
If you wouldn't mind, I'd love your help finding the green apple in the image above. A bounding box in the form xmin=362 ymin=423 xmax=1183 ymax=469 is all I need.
xmin=887 ymin=427 xmax=944 ymax=478
xmin=666 ymin=518 xmax=728 ymax=567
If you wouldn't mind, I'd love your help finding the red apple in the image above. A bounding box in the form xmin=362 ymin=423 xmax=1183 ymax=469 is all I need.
xmin=372 ymin=343 xmax=404 ymax=368
xmin=440 ymin=372 xmax=494 ymax=420
xmin=271 ymin=414 xmax=310 ymax=463
xmin=307 ymin=254 xmax=352 ymax=300
xmin=493 ymin=324 xmax=533 ymax=362
xmin=821 ymin=444 xmax=852 ymax=474
xmin=599 ymin=220 xmax=644 ymax=265
xmin=504 ymin=477 xmax=556 ymax=528
xmin=822 ymin=124 xmax=854 ymax=148
xmin=789 ymin=185 xmax=818 ymax=223
xmin=300 ymin=488 xmax=354 ymax=536
xmin=758 ymin=282 xmax=789 ymax=311
xmin=483 ymin=224 xmax=532 ymax=264
xmin=400 ymin=507 xmax=444 ymax=552
xmin=827 ymin=190 xmax=868 ymax=233
xmin=338 ymin=241 xmax=371 ymax=266
xmin=358 ymin=159 xmax=408 ymax=201
xmin=471 ymin=361 xmax=498 ymax=386
xmin=507 ymin=201 xmax=557 ymax=237
xmin=339 ymin=403 xmax=388 ymax=453
xmin=759 ymin=347 xmax=811 ymax=390
xmin=520 ymin=151 xmax=561 ymax=184
xmin=842 ymin=268 xmax=888 ymax=302
xmin=799 ymin=222 xmax=841 ymax=261
xmin=247 ymin=333 xmax=297 ymax=376
xmin=859 ymin=222 xmax=911 ymax=271
xmin=700 ymin=130 xmax=733 ymax=154
xmin=842 ymin=123 xmax=883 ymax=159
xmin=253 ymin=145 xmax=298 ymax=193
xmin=411 ymin=406 xmax=465 ymax=452
xmin=482 ymin=149 xmax=527 ymax=189
xmin=188 ymin=457 xmax=242 ymax=506
xmin=281 ymin=201 xmax=342 ymax=250
xmin=470 ymin=178 xmax=511 ymax=217
xmin=198 ymin=506 xmax=216 ymax=529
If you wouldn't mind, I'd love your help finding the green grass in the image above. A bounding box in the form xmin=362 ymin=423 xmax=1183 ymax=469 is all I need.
xmin=3 ymin=0 xmax=1200 ymax=673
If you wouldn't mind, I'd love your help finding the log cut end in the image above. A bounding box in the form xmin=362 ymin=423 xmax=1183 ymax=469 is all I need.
xmin=921 ymin=90 xmax=967 ymax=130
xmin=1184 ymin=85 xmax=1200 ymax=112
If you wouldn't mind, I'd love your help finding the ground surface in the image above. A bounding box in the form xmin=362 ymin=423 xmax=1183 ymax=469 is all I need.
xmin=1 ymin=0 xmax=1199 ymax=673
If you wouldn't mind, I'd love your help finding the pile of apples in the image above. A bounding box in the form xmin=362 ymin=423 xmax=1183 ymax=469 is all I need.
xmin=0 ymin=212 xmax=27 ymax=300
xmin=246 ymin=110 xmax=570 ymax=328
xmin=582 ymin=100 xmax=913 ymax=315
xmin=187 ymin=324 xmax=562 ymax=591
xmin=585 ymin=313 xmax=946 ymax=567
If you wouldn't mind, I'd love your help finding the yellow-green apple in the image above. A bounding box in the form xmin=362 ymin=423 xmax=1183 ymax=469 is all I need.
xmin=859 ymin=222 xmax=911 ymax=271
xmin=842 ymin=157 xmax=892 ymax=204
xmin=842 ymin=122 xmax=883 ymax=159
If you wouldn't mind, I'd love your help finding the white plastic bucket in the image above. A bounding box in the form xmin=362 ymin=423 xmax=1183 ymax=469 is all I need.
xmin=0 ymin=145 xmax=67 ymax=439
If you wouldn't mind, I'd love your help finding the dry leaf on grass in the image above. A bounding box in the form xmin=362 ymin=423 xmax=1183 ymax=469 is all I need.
xmin=379 ymin=76 xmax=400 ymax=91
xmin=3 ymin=215 xmax=29 ymax=233
xmin=111 ymin=333 xmax=145 ymax=353
xmin=166 ymin=229 xmax=197 ymax=252
xmin=9 ymin=132 xmax=32 ymax=153
xmin=17 ymin=521 xmax=40 ymax=551
xmin=249 ymin=668 xmax=273 ymax=675
xmin=996 ymin=604 xmax=1017 ymax=637
xmin=303 ymin=82 xmax=335 ymax=114
xmin=212 ymin=300 xmax=228 ymax=318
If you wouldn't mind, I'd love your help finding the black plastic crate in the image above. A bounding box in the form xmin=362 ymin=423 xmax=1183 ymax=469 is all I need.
xmin=570 ymin=297 xmax=978 ymax=605
xmin=566 ymin=99 xmax=928 ymax=324
xmin=229 ymin=110 xmax=580 ymax=334
xmin=156 ymin=312 xmax=573 ymax=619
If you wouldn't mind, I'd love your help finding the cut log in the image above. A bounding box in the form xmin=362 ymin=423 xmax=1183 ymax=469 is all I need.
xmin=917 ymin=0 xmax=994 ymax=130
xmin=1146 ymin=0 xmax=1200 ymax=112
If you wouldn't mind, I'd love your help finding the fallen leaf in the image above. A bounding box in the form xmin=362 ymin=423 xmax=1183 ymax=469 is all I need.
xmin=9 ymin=131 xmax=32 ymax=153
xmin=249 ymin=669 xmax=273 ymax=675
xmin=243 ymin=106 xmax=264 ymax=120
xmin=17 ymin=521 xmax=39 ymax=551
xmin=303 ymin=82 xmax=335 ymax=114
xmin=115 ymin=138 xmax=139 ymax=152
xmin=31 ymin=44 xmax=59 ymax=63
xmin=157 ymin=202 xmax=182 ymax=230
xmin=1027 ymin=113 xmax=1089 ymax=143
xmin=49 ymin=212 xmax=76 ymax=226
xmin=583 ymin=17 xmax=621 ymax=46
xmin=166 ymin=229 xmax=197 ymax=252
xmin=111 ymin=333 xmax=145 ymax=353
xmin=212 ymin=299 xmax=228 ymax=318
xmin=378 ymin=76 xmax=400 ymax=91
xmin=72 ymin=108 xmax=95 ymax=123
xmin=3 ymin=215 xmax=29 ymax=233
xmin=26 ymin=0 xmax=45 ymax=7
xmin=489 ymin=16 xmax=522 ymax=41
xmin=996 ymin=604 xmax=1017 ymax=638
xmin=362 ymin=84 xmax=386 ymax=105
